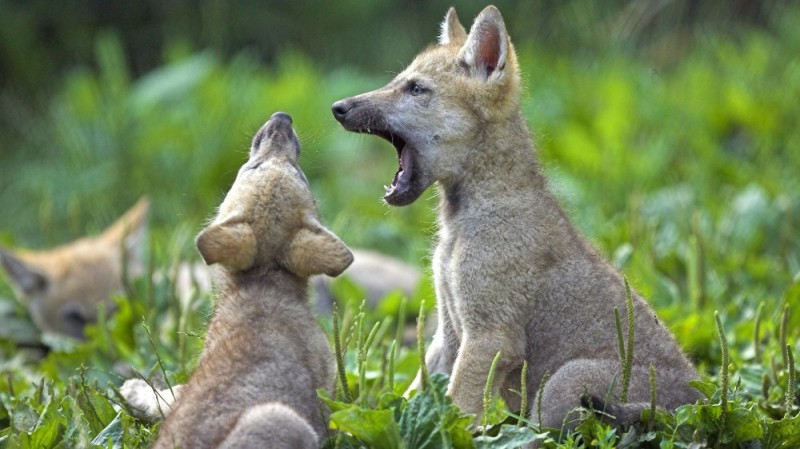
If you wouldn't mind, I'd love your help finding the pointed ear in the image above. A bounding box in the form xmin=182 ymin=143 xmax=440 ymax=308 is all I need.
xmin=100 ymin=197 xmax=150 ymax=277
xmin=123 ymin=198 xmax=149 ymax=277
xmin=0 ymin=248 xmax=48 ymax=295
xmin=439 ymin=7 xmax=467 ymax=45
xmin=458 ymin=5 xmax=509 ymax=81
xmin=102 ymin=197 xmax=150 ymax=244
xmin=195 ymin=221 xmax=257 ymax=271
xmin=285 ymin=216 xmax=353 ymax=278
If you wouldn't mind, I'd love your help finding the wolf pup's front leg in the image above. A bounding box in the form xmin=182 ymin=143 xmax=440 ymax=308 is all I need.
xmin=446 ymin=331 xmax=526 ymax=418
xmin=120 ymin=379 xmax=183 ymax=424
xmin=404 ymin=267 xmax=460 ymax=394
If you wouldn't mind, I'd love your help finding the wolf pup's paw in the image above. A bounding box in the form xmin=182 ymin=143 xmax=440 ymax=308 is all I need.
xmin=120 ymin=379 xmax=182 ymax=424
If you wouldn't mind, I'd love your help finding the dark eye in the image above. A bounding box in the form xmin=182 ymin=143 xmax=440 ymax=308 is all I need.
xmin=408 ymin=82 xmax=426 ymax=96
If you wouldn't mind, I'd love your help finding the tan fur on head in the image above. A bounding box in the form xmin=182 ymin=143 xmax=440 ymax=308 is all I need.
xmin=0 ymin=197 xmax=149 ymax=339
xmin=196 ymin=212 xmax=352 ymax=278
xmin=100 ymin=197 xmax=150 ymax=256
xmin=195 ymin=114 xmax=353 ymax=278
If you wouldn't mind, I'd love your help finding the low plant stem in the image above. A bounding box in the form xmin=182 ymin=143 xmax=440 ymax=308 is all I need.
xmin=753 ymin=301 xmax=764 ymax=361
xmin=623 ymin=277 xmax=635 ymax=403
xmin=536 ymin=370 xmax=551 ymax=429
xmin=332 ymin=302 xmax=351 ymax=402
xmin=518 ymin=359 xmax=529 ymax=427
xmin=649 ymin=364 xmax=657 ymax=432
xmin=780 ymin=306 xmax=789 ymax=367
xmin=417 ymin=301 xmax=429 ymax=392
xmin=786 ymin=344 xmax=796 ymax=417
xmin=614 ymin=277 xmax=635 ymax=403
xmin=387 ymin=339 xmax=397 ymax=393
xmin=482 ymin=350 xmax=502 ymax=435
xmin=359 ymin=321 xmax=381 ymax=407
xmin=714 ymin=311 xmax=729 ymax=449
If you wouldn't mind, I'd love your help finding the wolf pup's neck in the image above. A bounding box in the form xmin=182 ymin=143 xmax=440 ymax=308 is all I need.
xmin=212 ymin=267 xmax=308 ymax=308
xmin=438 ymin=111 xmax=547 ymax=220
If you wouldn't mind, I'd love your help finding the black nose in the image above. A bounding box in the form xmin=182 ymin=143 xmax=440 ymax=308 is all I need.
xmin=331 ymin=100 xmax=352 ymax=122
xmin=271 ymin=111 xmax=293 ymax=124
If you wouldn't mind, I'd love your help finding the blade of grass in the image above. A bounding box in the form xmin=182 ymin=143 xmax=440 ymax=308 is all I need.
xmin=387 ymin=339 xmax=397 ymax=394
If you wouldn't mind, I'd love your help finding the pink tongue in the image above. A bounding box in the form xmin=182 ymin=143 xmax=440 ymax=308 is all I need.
xmin=387 ymin=148 xmax=411 ymax=196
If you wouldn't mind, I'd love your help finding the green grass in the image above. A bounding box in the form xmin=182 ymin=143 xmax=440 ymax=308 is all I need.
xmin=1 ymin=5 xmax=800 ymax=449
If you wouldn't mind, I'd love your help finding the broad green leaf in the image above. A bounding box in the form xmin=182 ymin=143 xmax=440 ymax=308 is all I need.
xmin=29 ymin=387 xmax=64 ymax=448
xmin=74 ymin=384 xmax=117 ymax=435
xmin=90 ymin=412 xmax=123 ymax=449
xmin=399 ymin=373 xmax=474 ymax=449
xmin=11 ymin=400 xmax=38 ymax=433
xmin=763 ymin=414 xmax=800 ymax=449
xmin=474 ymin=425 xmax=540 ymax=449
xmin=329 ymin=407 xmax=401 ymax=449
xmin=725 ymin=406 xmax=764 ymax=442
xmin=688 ymin=379 xmax=717 ymax=400
xmin=318 ymin=389 xmax=354 ymax=414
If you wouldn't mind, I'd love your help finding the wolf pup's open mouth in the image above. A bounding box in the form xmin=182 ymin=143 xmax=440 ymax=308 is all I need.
xmin=376 ymin=130 xmax=409 ymax=197
xmin=331 ymin=99 xmax=425 ymax=206
xmin=358 ymin=127 xmax=418 ymax=206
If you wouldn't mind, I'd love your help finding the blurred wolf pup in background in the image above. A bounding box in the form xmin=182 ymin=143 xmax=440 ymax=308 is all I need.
xmin=332 ymin=4 xmax=701 ymax=435
xmin=0 ymin=197 xmax=148 ymax=340
xmin=0 ymin=206 xmax=421 ymax=341
xmin=124 ymin=112 xmax=351 ymax=448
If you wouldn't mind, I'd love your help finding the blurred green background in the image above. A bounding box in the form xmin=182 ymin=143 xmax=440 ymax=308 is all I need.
xmin=1 ymin=0 xmax=798 ymax=341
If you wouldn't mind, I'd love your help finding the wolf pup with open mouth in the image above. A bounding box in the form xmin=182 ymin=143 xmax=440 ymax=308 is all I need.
xmin=123 ymin=112 xmax=352 ymax=448
xmin=332 ymin=5 xmax=700 ymax=432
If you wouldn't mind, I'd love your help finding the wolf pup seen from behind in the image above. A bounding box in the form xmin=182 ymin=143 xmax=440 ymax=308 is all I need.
xmin=332 ymin=5 xmax=700 ymax=432
xmin=124 ymin=112 xmax=353 ymax=448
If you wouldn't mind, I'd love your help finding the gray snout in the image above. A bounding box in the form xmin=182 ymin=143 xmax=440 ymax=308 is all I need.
xmin=250 ymin=112 xmax=299 ymax=159
xmin=331 ymin=99 xmax=353 ymax=123
xmin=271 ymin=111 xmax=293 ymax=124
xmin=258 ymin=111 xmax=294 ymax=142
